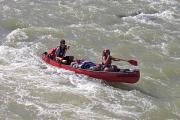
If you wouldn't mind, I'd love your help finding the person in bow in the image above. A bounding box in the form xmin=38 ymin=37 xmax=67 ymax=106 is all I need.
xmin=102 ymin=49 xmax=121 ymax=72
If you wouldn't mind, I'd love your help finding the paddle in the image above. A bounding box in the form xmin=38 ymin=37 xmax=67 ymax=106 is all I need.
xmin=121 ymin=59 xmax=138 ymax=66
xmin=127 ymin=60 xmax=138 ymax=66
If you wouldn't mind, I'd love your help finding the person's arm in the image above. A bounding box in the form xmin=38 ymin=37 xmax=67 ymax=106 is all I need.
xmin=67 ymin=45 xmax=70 ymax=49
xmin=55 ymin=46 xmax=59 ymax=57
xmin=111 ymin=56 xmax=122 ymax=61
xmin=102 ymin=55 xmax=111 ymax=66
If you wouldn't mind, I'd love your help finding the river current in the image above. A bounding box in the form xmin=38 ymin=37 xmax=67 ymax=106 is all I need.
xmin=0 ymin=0 xmax=180 ymax=120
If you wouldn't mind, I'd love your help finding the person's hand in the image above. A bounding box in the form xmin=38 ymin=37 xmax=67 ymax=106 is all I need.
xmin=67 ymin=46 xmax=70 ymax=49
xmin=107 ymin=54 xmax=110 ymax=58
xmin=56 ymin=57 xmax=63 ymax=61
xmin=59 ymin=57 xmax=63 ymax=61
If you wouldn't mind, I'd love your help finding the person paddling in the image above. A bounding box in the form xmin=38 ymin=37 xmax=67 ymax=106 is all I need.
xmin=102 ymin=49 xmax=121 ymax=72
xmin=55 ymin=39 xmax=70 ymax=64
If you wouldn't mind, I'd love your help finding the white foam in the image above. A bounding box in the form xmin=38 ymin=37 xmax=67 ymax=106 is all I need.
xmin=14 ymin=8 xmax=22 ymax=15
xmin=157 ymin=10 xmax=175 ymax=21
xmin=6 ymin=28 xmax=28 ymax=42
xmin=170 ymin=57 xmax=180 ymax=60
xmin=3 ymin=5 xmax=10 ymax=11
xmin=123 ymin=13 xmax=159 ymax=26
xmin=161 ymin=42 xmax=169 ymax=55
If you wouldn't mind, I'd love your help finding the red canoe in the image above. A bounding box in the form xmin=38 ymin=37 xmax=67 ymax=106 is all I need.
xmin=42 ymin=54 xmax=140 ymax=83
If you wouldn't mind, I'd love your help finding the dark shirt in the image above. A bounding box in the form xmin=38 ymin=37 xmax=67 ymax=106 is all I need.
xmin=56 ymin=46 xmax=67 ymax=58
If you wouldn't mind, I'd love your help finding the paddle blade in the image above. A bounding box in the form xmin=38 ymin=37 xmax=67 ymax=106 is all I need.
xmin=128 ymin=60 xmax=138 ymax=66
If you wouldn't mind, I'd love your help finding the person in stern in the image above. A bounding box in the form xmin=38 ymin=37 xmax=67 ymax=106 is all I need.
xmin=55 ymin=39 xmax=70 ymax=64
xmin=102 ymin=49 xmax=121 ymax=72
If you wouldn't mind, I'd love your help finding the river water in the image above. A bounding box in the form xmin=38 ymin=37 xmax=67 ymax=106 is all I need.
xmin=0 ymin=0 xmax=180 ymax=120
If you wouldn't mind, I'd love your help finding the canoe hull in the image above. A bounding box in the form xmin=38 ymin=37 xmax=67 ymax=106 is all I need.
xmin=42 ymin=54 xmax=140 ymax=83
